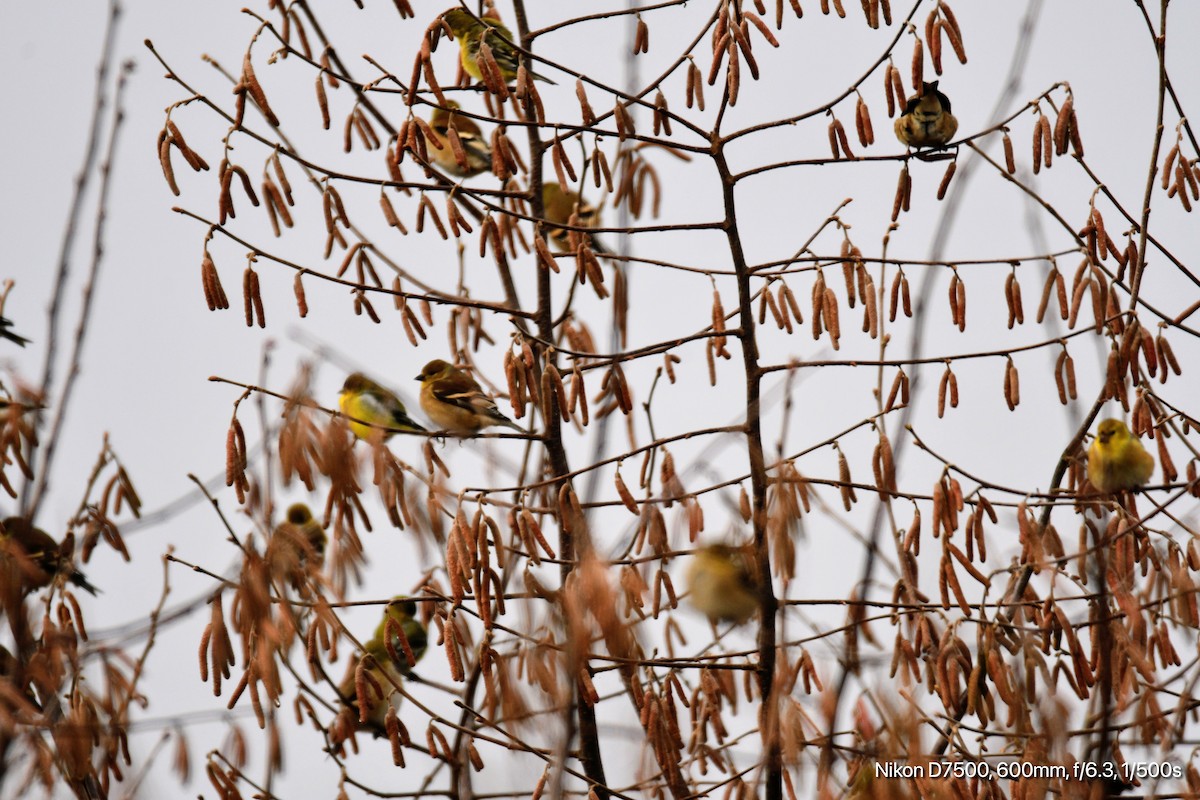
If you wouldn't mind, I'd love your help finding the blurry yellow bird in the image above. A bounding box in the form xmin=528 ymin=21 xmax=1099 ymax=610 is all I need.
xmin=339 ymin=373 xmax=427 ymax=441
xmin=1088 ymin=418 xmax=1155 ymax=493
xmin=372 ymin=596 xmax=428 ymax=675
xmin=415 ymin=359 xmax=522 ymax=435
xmin=542 ymin=182 xmax=604 ymax=252
xmin=685 ymin=544 xmax=760 ymax=625
xmin=0 ymin=517 xmax=98 ymax=596
xmin=267 ymin=503 xmax=327 ymax=587
xmin=441 ymin=8 xmax=556 ymax=85
xmin=894 ymin=80 xmax=958 ymax=149
xmin=338 ymin=638 xmax=405 ymax=729
xmin=427 ymin=101 xmax=492 ymax=177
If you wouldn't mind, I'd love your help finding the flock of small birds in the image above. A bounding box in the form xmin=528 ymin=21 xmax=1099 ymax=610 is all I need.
xmin=0 ymin=8 xmax=1159 ymax=741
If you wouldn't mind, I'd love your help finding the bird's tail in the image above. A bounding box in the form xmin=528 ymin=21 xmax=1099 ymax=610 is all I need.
xmin=70 ymin=571 xmax=101 ymax=596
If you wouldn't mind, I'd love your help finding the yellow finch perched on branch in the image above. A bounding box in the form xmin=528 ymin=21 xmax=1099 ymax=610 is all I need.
xmin=441 ymin=8 xmax=556 ymax=85
xmin=267 ymin=503 xmax=327 ymax=587
xmin=372 ymin=597 xmax=428 ymax=675
xmin=685 ymin=544 xmax=759 ymax=625
xmin=542 ymin=182 xmax=604 ymax=252
xmin=894 ymin=81 xmax=958 ymax=149
xmin=339 ymin=638 xmax=405 ymax=729
xmin=1 ymin=517 xmax=98 ymax=596
xmin=427 ymin=101 xmax=492 ymax=177
xmin=339 ymin=373 xmax=427 ymax=441
xmin=415 ymin=359 xmax=522 ymax=435
xmin=1087 ymin=418 xmax=1155 ymax=493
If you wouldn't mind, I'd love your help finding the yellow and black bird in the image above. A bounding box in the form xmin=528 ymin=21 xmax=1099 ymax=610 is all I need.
xmin=441 ymin=8 xmax=556 ymax=85
xmin=338 ymin=373 xmax=427 ymax=441
xmin=1088 ymin=418 xmax=1155 ymax=494
xmin=415 ymin=359 xmax=522 ymax=435
xmin=0 ymin=316 xmax=29 ymax=347
xmin=337 ymin=598 xmax=427 ymax=730
xmin=894 ymin=81 xmax=958 ymax=149
xmin=685 ymin=543 xmax=760 ymax=625
xmin=1 ymin=516 xmax=98 ymax=596
xmin=427 ymin=101 xmax=492 ymax=177
xmin=338 ymin=638 xmax=406 ymax=729
xmin=372 ymin=597 xmax=428 ymax=675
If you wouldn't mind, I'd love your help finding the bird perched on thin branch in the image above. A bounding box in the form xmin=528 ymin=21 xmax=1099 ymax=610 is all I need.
xmin=894 ymin=81 xmax=958 ymax=149
xmin=337 ymin=599 xmax=426 ymax=732
xmin=338 ymin=638 xmax=406 ymax=730
xmin=427 ymin=101 xmax=492 ymax=177
xmin=1 ymin=517 xmax=98 ymax=596
xmin=415 ymin=359 xmax=522 ymax=435
xmin=372 ymin=597 xmax=428 ymax=676
xmin=1087 ymin=418 xmax=1155 ymax=493
xmin=0 ymin=316 xmax=29 ymax=347
xmin=267 ymin=503 xmax=327 ymax=589
xmin=441 ymin=8 xmax=556 ymax=86
xmin=685 ymin=543 xmax=760 ymax=625
xmin=542 ymin=182 xmax=604 ymax=252
xmin=338 ymin=373 xmax=427 ymax=441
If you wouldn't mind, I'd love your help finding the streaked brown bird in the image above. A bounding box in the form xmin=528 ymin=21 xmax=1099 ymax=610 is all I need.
xmin=894 ymin=80 xmax=958 ymax=149
xmin=415 ymin=359 xmax=522 ymax=435
xmin=1 ymin=516 xmax=98 ymax=596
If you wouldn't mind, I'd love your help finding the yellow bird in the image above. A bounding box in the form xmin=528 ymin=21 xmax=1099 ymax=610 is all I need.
xmin=0 ymin=517 xmax=98 ymax=596
xmin=338 ymin=373 xmax=427 ymax=441
xmin=338 ymin=638 xmax=405 ymax=729
xmin=267 ymin=503 xmax=327 ymax=588
xmin=441 ymin=8 xmax=556 ymax=85
xmin=371 ymin=597 xmax=428 ymax=675
xmin=542 ymin=182 xmax=603 ymax=252
xmin=894 ymin=81 xmax=958 ymax=149
xmin=685 ymin=544 xmax=760 ymax=625
xmin=427 ymin=101 xmax=492 ymax=177
xmin=415 ymin=359 xmax=522 ymax=435
xmin=1087 ymin=418 xmax=1155 ymax=493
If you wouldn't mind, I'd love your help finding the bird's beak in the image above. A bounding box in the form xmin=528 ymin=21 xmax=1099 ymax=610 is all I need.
xmin=414 ymin=374 xmax=423 ymax=382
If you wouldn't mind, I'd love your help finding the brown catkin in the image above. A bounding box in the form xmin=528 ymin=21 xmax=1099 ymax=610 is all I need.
xmin=884 ymin=64 xmax=896 ymax=118
xmin=1002 ymin=131 xmax=1016 ymax=174
xmin=937 ymin=160 xmax=956 ymax=200
xmin=911 ymin=37 xmax=924 ymax=91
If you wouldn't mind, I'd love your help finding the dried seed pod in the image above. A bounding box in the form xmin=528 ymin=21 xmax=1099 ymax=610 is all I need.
xmin=292 ymin=272 xmax=308 ymax=318
xmin=937 ymin=160 xmax=956 ymax=200
xmin=833 ymin=118 xmax=853 ymax=159
xmin=1003 ymin=357 xmax=1019 ymax=410
xmin=891 ymin=165 xmax=910 ymax=222
xmin=837 ymin=447 xmax=857 ymax=511
xmin=823 ymin=287 xmax=841 ymax=349
xmin=883 ymin=63 xmax=896 ymax=118
xmin=884 ymin=369 xmax=909 ymax=412
xmin=1162 ymin=144 xmax=1179 ymax=191
xmin=855 ymin=95 xmax=875 ymax=146
xmin=1002 ymin=130 xmax=1016 ymax=174
xmin=911 ymin=37 xmax=924 ymax=91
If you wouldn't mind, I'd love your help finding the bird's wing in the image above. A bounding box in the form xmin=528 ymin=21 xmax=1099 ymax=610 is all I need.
xmin=431 ymin=373 xmax=494 ymax=413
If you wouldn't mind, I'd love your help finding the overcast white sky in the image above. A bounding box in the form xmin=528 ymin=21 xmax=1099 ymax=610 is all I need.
xmin=2 ymin=1 xmax=1199 ymax=797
